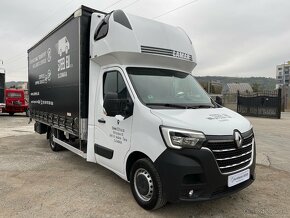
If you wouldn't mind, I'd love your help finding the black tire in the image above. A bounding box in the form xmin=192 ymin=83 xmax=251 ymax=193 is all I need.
xmin=9 ymin=112 xmax=14 ymax=116
xmin=25 ymin=109 xmax=30 ymax=117
xmin=49 ymin=128 xmax=63 ymax=152
xmin=130 ymin=158 xmax=167 ymax=210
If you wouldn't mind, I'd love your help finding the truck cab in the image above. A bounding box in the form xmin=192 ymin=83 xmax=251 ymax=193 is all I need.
xmin=3 ymin=89 xmax=29 ymax=116
xmin=87 ymin=10 xmax=255 ymax=209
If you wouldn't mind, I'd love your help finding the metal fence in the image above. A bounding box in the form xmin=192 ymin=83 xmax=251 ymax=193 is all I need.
xmin=237 ymin=89 xmax=282 ymax=119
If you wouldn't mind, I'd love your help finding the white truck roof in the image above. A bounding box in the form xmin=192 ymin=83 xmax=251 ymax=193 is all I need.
xmin=91 ymin=10 xmax=196 ymax=73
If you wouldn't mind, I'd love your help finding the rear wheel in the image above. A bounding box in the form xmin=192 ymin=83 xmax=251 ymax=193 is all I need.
xmin=49 ymin=128 xmax=63 ymax=152
xmin=9 ymin=112 xmax=14 ymax=116
xmin=130 ymin=158 xmax=167 ymax=210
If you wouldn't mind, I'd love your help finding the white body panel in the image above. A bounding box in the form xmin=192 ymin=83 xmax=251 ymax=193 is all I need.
xmin=90 ymin=12 xmax=196 ymax=74
xmin=128 ymin=14 xmax=195 ymax=60
xmin=86 ymin=60 xmax=101 ymax=163
xmin=93 ymin=66 xmax=133 ymax=177
xmin=125 ymin=102 xmax=166 ymax=162
xmin=151 ymin=107 xmax=252 ymax=136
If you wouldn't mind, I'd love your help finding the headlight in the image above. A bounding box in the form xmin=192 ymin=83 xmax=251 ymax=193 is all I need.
xmin=160 ymin=126 xmax=206 ymax=149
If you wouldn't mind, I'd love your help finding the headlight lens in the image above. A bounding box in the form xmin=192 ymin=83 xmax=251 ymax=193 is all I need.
xmin=160 ymin=126 xmax=206 ymax=149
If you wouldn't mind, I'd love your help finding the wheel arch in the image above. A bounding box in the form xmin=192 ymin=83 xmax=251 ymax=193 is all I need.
xmin=126 ymin=151 xmax=150 ymax=181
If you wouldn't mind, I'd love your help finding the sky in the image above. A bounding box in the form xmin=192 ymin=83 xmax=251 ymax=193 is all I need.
xmin=0 ymin=0 xmax=289 ymax=81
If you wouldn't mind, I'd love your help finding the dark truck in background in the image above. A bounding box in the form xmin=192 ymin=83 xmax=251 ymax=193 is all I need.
xmin=0 ymin=60 xmax=5 ymax=112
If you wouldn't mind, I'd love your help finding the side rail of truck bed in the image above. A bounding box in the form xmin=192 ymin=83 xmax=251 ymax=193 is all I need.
xmin=31 ymin=109 xmax=79 ymax=136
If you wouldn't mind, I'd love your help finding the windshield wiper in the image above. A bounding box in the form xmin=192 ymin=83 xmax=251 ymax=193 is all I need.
xmin=188 ymin=105 xmax=215 ymax=109
xmin=145 ymin=103 xmax=188 ymax=109
xmin=146 ymin=103 xmax=215 ymax=109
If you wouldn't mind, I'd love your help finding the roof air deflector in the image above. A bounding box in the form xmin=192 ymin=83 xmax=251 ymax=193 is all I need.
xmin=113 ymin=10 xmax=132 ymax=30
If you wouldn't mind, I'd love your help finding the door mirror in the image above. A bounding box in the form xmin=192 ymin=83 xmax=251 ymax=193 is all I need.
xmin=103 ymin=92 xmax=133 ymax=118
xmin=124 ymin=97 xmax=134 ymax=118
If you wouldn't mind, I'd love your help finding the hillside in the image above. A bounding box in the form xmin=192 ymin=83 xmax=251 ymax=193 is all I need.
xmin=195 ymin=76 xmax=276 ymax=91
xmin=5 ymin=81 xmax=27 ymax=88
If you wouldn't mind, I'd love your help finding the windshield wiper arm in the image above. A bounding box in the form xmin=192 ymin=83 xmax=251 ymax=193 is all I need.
xmin=188 ymin=105 xmax=215 ymax=109
xmin=146 ymin=103 xmax=187 ymax=109
xmin=146 ymin=103 xmax=215 ymax=109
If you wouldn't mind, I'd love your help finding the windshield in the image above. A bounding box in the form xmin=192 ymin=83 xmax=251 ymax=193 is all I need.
xmin=7 ymin=92 xmax=22 ymax=98
xmin=127 ymin=67 xmax=214 ymax=109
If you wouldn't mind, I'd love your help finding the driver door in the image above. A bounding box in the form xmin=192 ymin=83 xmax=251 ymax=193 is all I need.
xmin=94 ymin=67 xmax=133 ymax=175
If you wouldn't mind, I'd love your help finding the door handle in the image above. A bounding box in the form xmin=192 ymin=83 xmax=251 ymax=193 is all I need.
xmin=98 ymin=118 xmax=106 ymax=124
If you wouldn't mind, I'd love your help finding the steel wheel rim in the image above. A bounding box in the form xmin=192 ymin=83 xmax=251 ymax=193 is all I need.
xmin=134 ymin=168 xmax=154 ymax=202
xmin=50 ymin=132 xmax=55 ymax=148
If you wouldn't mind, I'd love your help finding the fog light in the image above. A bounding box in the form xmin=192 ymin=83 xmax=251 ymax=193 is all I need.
xmin=188 ymin=189 xmax=194 ymax=197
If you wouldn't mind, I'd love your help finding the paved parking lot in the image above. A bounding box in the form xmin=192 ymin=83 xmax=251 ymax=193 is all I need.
xmin=0 ymin=113 xmax=290 ymax=217
xmin=248 ymin=113 xmax=290 ymax=173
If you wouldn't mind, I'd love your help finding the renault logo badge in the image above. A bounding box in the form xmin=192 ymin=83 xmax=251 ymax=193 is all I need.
xmin=234 ymin=131 xmax=243 ymax=148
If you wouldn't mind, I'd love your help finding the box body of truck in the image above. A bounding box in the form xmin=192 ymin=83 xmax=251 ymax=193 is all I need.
xmin=28 ymin=7 xmax=105 ymax=139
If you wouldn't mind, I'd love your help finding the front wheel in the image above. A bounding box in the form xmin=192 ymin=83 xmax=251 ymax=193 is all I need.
xmin=9 ymin=112 xmax=14 ymax=116
xmin=130 ymin=158 xmax=167 ymax=210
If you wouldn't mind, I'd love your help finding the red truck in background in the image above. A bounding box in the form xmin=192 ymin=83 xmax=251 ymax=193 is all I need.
xmin=0 ymin=89 xmax=29 ymax=116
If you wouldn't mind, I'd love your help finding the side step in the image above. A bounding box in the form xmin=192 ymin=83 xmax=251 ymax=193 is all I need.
xmin=53 ymin=137 xmax=87 ymax=159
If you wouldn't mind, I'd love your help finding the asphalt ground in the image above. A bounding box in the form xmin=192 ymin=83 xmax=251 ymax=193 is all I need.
xmin=0 ymin=113 xmax=290 ymax=217
xmin=248 ymin=113 xmax=290 ymax=173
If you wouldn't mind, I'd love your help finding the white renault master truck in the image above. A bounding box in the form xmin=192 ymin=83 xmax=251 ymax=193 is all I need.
xmin=28 ymin=6 xmax=256 ymax=210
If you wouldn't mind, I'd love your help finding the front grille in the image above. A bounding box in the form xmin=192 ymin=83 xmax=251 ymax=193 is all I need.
xmin=205 ymin=132 xmax=254 ymax=174
xmin=13 ymin=101 xmax=22 ymax=106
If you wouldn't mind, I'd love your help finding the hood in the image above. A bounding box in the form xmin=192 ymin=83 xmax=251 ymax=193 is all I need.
xmin=151 ymin=107 xmax=252 ymax=135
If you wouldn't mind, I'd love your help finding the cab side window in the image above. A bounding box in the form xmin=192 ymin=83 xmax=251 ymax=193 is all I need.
xmin=103 ymin=71 xmax=129 ymax=100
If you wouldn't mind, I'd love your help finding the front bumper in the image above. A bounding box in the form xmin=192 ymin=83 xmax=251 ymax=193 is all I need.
xmin=4 ymin=105 xmax=28 ymax=113
xmin=154 ymin=147 xmax=256 ymax=203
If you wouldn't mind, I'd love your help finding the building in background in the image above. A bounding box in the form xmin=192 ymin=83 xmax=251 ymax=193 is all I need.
xmin=222 ymin=83 xmax=253 ymax=94
xmin=18 ymin=82 xmax=28 ymax=90
xmin=276 ymin=61 xmax=290 ymax=88
xmin=198 ymin=80 xmax=222 ymax=94
xmin=220 ymin=83 xmax=253 ymax=111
